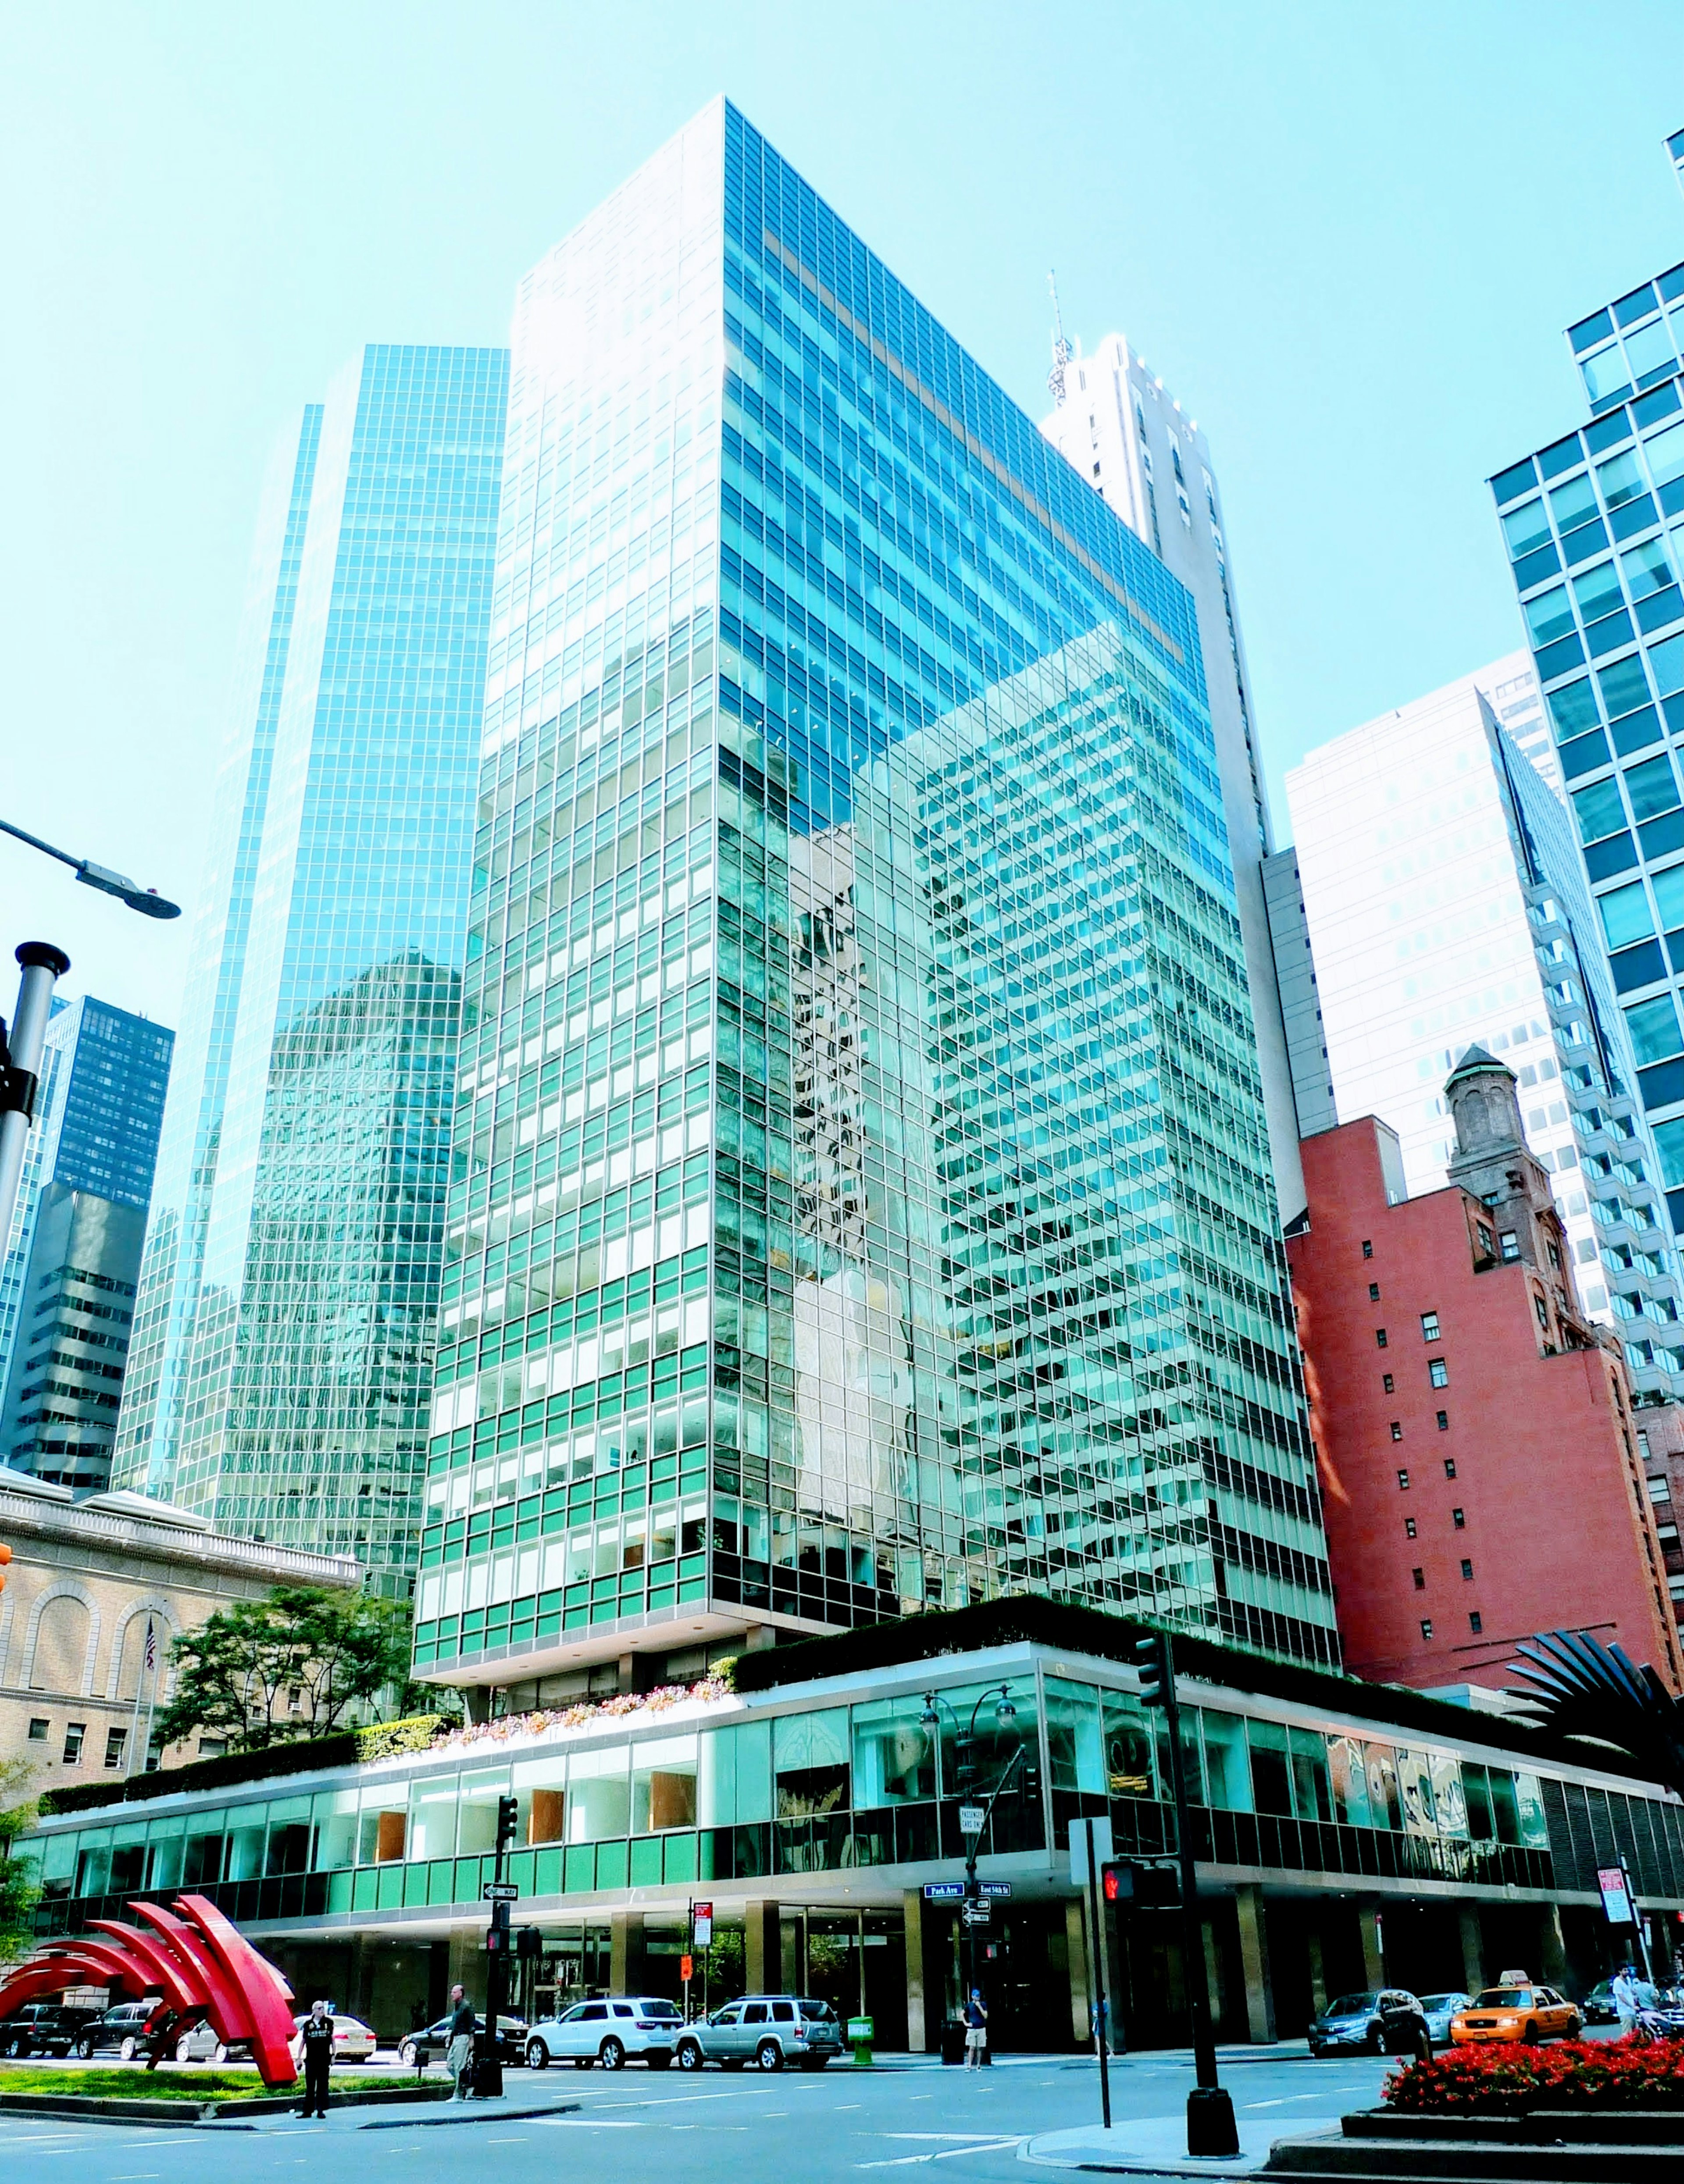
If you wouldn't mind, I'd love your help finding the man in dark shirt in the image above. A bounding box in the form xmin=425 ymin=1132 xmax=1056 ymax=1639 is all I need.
xmin=298 ymin=2000 xmax=335 ymax=2118
xmin=447 ymin=1984 xmax=477 ymax=2099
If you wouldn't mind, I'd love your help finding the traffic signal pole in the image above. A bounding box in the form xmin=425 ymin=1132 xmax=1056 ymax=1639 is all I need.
xmin=479 ymin=1792 xmax=519 ymax=2098
xmin=1135 ymin=1630 xmax=1238 ymax=2161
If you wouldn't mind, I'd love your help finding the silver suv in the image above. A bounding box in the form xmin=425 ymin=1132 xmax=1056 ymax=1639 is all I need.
xmin=675 ymin=1995 xmax=843 ymax=2072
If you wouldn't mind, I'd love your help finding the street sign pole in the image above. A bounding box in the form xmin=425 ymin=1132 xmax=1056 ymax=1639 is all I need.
xmin=1083 ymin=1817 xmax=1111 ymax=2131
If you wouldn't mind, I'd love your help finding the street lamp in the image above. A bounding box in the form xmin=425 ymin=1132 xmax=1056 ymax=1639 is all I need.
xmin=1 ymin=817 xmax=181 ymax=920
xmin=0 ymin=816 xmax=181 ymax=1251
xmin=920 ymin=1685 xmax=1029 ymax=2034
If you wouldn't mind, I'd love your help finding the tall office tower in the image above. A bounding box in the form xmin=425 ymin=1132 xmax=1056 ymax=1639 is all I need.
xmin=0 ymin=997 xmax=173 ymax=1488
xmin=1286 ymin=656 xmax=1684 ymax=1398
xmin=110 ymin=346 xmax=509 ymax=1589
xmin=1489 ymin=127 xmax=1684 ymax=1369
xmin=1039 ymin=335 xmax=1304 ymax=1222
xmin=412 ymin=101 xmax=1337 ymax=1707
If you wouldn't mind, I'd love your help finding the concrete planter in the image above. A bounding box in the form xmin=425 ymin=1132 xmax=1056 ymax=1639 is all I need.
xmin=1266 ymin=2105 xmax=1684 ymax=2180
xmin=0 ymin=2083 xmax=455 ymax=2125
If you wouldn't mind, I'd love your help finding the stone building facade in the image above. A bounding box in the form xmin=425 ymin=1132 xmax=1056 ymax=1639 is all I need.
xmin=0 ymin=1464 xmax=360 ymax=1782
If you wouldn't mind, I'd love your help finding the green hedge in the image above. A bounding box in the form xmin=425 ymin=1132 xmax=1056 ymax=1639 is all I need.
xmin=38 ymin=1717 xmax=449 ymax=1817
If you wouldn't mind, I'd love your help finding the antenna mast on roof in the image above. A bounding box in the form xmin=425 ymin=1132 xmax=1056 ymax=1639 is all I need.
xmin=1048 ymin=269 xmax=1071 ymax=406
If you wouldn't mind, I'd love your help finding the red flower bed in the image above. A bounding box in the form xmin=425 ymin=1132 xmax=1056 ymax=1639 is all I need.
xmin=1384 ymin=2038 xmax=1684 ymax=2114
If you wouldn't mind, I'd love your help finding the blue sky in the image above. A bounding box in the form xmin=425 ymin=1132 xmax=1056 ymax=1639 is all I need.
xmin=3 ymin=1 xmax=1682 ymax=1026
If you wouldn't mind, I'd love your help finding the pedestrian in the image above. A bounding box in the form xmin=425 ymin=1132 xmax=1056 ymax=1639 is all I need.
xmin=1611 ymin=1962 xmax=1641 ymax=2039
xmin=446 ymin=1983 xmax=477 ymax=2099
xmin=297 ymin=1999 xmax=335 ymax=2120
xmin=963 ymin=1986 xmax=988 ymax=2069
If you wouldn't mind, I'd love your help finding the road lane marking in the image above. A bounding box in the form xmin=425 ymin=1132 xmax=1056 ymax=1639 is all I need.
xmin=536 ymin=2117 xmax=644 ymax=2127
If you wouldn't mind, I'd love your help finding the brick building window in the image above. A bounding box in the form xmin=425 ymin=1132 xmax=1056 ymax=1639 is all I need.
xmin=1369 ymin=1282 xmax=1381 ymax=1300
xmin=1477 ymin=1222 xmax=1495 ymax=1258
xmin=27 ymin=1718 xmax=48 ymax=1742
xmin=1469 ymin=1612 xmax=1484 ymax=1634
xmin=1397 ymin=1469 xmax=1410 ymax=1490
xmin=1383 ymin=1373 xmax=1395 ymax=1392
xmin=1461 ymin=1558 xmax=1474 ymax=1581
xmin=1404 ymin=1518 xmax=1417 ymax=1539
xmin=1412 ymin=1567 xmax=1426 ymax=1589
xmin=1376 ymin=1328 xmax=1388 ymax=1348
xmin=1452 ymin=1508 xmax=1466 ymax=1529
xmin=1534 ymin=1295 xmax=1549 ymax=1328
xmin=1362 ymin=1240 xmax=1373 ymax=1258
xmin=62 ymin=1724 xmax=85 ymax=1766
xmin=1436 ymin=1410 xmax=1449 ymax=1430
xmin=1444 ymin=1458 xmax=1457 ymax=1479
xmin=1390 ymin=1422 xmax=1403 ymax=1441
xmin=103 ymin=1728 xmax=127 ymax=1770
xmin=1420 ymin=1619 xmax=1434 ymax=1640
xmin=1500 ymin=1232 xmax=1520 ymax=1261
xmin=1420 ymin=1312 xmax=1440 ymax=1340
xmin=1429 ymin=1358 xmax=1449 ymax=1387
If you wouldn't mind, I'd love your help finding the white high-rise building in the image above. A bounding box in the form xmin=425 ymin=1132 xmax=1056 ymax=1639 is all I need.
xmin=1286 ymin=653 xmax=1684 ymax=1398
xmin=1040 ymin=331 xmax=1303 ymax=1222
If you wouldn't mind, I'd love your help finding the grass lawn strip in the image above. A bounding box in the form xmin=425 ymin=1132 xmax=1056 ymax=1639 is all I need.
xmin=0 ymin=2066 xmax=421 ymax=2102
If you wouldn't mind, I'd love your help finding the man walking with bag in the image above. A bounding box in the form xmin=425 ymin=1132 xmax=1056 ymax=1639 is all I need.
xmin=446 ymin=1984 xmax=477 ymax=2098
xmin=963 ymin=1986 xmax=988 ymax=2068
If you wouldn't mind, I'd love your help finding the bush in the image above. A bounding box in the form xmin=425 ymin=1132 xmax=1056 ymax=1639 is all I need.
xmin=1384 ymin=2039 xmax=1684 ymax=2114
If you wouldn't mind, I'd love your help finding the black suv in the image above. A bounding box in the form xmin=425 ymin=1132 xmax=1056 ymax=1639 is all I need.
xmin=0 ymin=2002 xmax=101 ymax=2058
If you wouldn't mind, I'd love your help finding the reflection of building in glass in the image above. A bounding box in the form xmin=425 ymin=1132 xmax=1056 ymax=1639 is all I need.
xmin=112 ymin=346 xmax=508 ymax=1587
xmin=412 ymin=103 xmax=1335 ymax=1707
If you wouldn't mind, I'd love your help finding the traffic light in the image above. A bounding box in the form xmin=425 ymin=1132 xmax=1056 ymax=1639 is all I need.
xmin=1100 ymin=1862 xmax=1130 ymax=1906
xmin=1018 ymin=1753 xmax=1041 ymax=1806
xmin=496 ymin=1794 xmax=519 ymax=1852
xmin=485 ymin=1924 xmax=507 ymax=1954
xmin=516 ymin=1926 xmax=542 ymax=1961
xmin=1134 ymin=1630 xmax=1169 ymax=1709
xmin=0 ymin=1541 xmax=10 ymax=1600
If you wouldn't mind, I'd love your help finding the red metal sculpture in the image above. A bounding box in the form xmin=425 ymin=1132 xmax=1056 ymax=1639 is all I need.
xmin=0 ymin=1895 xmax=297 ymax=2088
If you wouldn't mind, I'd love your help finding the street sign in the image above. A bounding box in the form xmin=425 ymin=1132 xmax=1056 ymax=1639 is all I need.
xmin=923 ymin=1881 xmax=967 ymax=1901
xmin=978 ymin=1881 xmax=1012 ymax=1899
xmin=680 ymin=1953 xmax=693 ymax=1983
xmin=961 ymin=1901 xmax=992 ymax=1925
xmin=1598 ymin=1866 xmax=1635 ymax=1924
xmin=959 ymin=1803 xmax=986 ymax=1835
xmin=483 ymin=1881 xmax=518 ymax=1900
xmin=692 ymin=1900 xmax=714 ymax=1947
xmin=1067 ymin=1814 xmax=1113 ymax=1886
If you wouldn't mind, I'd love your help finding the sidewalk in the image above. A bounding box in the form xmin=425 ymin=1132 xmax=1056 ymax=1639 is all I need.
xmin=1022 ymin=2114 xmax=1339 ymax=2176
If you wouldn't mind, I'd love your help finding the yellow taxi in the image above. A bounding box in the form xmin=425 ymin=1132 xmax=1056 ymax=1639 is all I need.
xmin=1449 ymin=1971 xmax=1581 ymax=2046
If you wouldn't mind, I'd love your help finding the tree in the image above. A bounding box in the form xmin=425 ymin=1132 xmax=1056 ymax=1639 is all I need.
xmin=0 ymin=1758 xmax=40 ymax=1963
xmin=153 ymin=1585 xmax=414 ymax=1756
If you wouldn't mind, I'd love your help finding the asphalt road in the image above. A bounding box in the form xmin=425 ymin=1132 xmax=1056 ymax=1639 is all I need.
xmin=0 ymin=2046 xmax=1406 ymax=2184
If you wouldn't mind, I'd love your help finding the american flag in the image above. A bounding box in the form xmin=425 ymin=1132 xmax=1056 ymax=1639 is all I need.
xmin=143 ymin=1619 xmax=156 ymax=1674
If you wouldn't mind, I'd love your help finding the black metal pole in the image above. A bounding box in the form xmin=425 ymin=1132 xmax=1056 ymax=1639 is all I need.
xmin=1159 ymin=1635 xmax=1236 ymax=2158
xmin=1083 ymin=1817 xmax=1112 ymax=2129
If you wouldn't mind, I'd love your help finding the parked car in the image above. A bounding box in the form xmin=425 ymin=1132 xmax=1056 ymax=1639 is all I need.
xmin=525 ymin=1996 xmax=682 ymax=2071
xmin=1307 ymin=1990 xmax=1427 ymax=2056
xmin=291 ymin=2010 xmax=377 ymax=2063
xmin=1451 ymin=1981 xmax=1580 ymax=2045
xmin=0 ymin=2002 xmax=101 ymax=2058
xmin=76 ymin=2000 xmax=164 ymax=2059
xmin=1416 ymin=1992 xmax=1471 ymax=2045
xmin=397 ymin=2011 xmax=527 ymax=2068
xmin=174 ymin=2019 xmax=233 ymax=2064
xmin=674 ymin=1995 xmax=843 ymax=2073
xmin=1582 ymin=1979 xmax=1620 ymax=2026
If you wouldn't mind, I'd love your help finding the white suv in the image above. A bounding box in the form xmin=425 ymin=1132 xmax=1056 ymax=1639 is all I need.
xmin=525 ymin=1995 xmax=683 ymax=2070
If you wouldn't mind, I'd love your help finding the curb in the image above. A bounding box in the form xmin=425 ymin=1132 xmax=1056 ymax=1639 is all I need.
xmin=355 ymin=2100 xmax=583 ymax=2130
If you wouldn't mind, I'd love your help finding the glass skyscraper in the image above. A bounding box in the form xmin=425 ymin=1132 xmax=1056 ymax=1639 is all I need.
xmin=1491 ymin=129 xmax=1684 ymax=1299
xmin=111 ymin=344 xmax=509 ymax=1587
xmin=0 ymin=995 xmax=174 ymax=1486
xmin=412 ymin=101 xmax=1335 ymax=1703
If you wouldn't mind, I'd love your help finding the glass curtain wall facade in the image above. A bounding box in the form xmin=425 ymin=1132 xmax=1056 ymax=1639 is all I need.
xmin=413 ymin=102 xmax=1334 ymax=1695
xmin=0 ymin=998 xmax=173 ymax=1403
xmin=1491 ymin=131 xmax=1684 ymax=1286
xmin=111 ymin=346 xmax=509 ymax=1587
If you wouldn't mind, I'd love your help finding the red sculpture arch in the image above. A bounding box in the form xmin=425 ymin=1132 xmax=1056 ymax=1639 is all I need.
xmin=0 ymin=1897 xmax=297 ymax=2088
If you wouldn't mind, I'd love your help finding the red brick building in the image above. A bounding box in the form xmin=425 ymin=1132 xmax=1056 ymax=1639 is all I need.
xmin=1628 ymin=1401 xmax=1684 ymax=1635
xmin=1287 ymin=1047 xmax=1683 ymax=1695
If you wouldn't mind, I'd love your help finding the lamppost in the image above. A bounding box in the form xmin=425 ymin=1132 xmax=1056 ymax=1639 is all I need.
xmin=0 ymin=817 xmax=180 ymax=1251
xmin=920 ymin=1684 xmax=1027 ymax=2028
